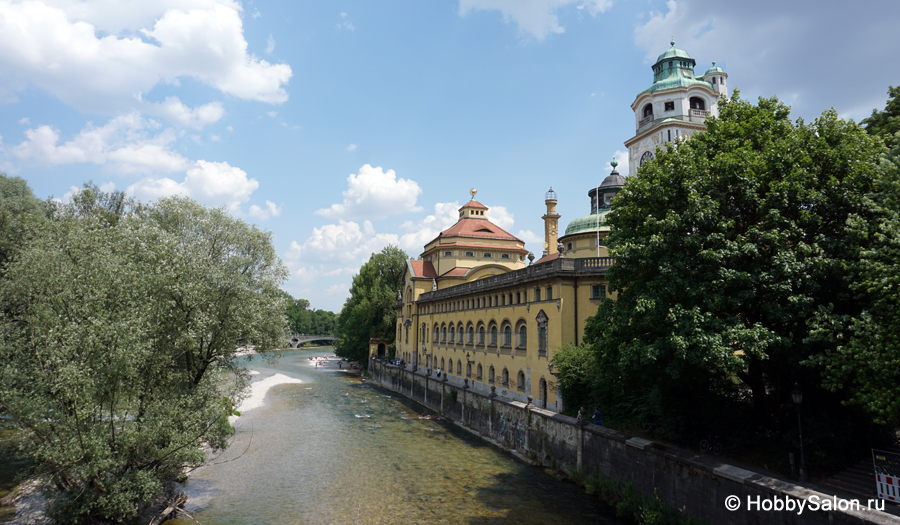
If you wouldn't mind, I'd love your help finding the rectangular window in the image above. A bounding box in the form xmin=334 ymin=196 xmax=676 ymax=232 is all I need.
xmin=516 ymin=292 xmax=521 ymax=304
xmin=665 ymin=101 xmax=674 ymax=111
xmin=591 ymin=284 xmax=607 ymax=299
xmin=444 ymin=251 xmax=452 ymax=256
xmin=501 ymin=253 xmax=510 ymax=259
xmin=567 ymin=242 xmax=573 ymax=251
xmin=546 ymin=287 xmax=553 ymax=300
xmin=465 ymin=251 xmax=474 ymax=257
xmin=483 ymin=252 xmax=492 ymax=258
xmin=535 ymin=288 xmax=541 ymax=301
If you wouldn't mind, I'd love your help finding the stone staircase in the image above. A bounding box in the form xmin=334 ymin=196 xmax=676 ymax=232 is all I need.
xmin=813 ymin=444 xmax=900 ymax=517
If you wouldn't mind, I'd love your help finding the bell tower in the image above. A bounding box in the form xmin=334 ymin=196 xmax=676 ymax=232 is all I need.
xmin=624 ymin=40 xmax=726 ymax=176
xmin=542 ymin=188 xmax=560 ymax=256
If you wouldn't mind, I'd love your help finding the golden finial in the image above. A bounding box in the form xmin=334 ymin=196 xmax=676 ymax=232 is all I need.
xmin=470 ymin=188 xmax=477 ymax=200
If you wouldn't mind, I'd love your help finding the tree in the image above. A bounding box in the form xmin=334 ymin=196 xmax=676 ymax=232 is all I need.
xmin=334 ymin=245 xmax=407 ymax=363
xmin=549 ymin=344 xmax=595 ymax=416
xmin=808 ymin=89 xmax=900 ymax=427
xmin=861 ymin=85 xmax=900 ymax=149
xmin=585 ymin=94 xmax=892 ymax=448
xmin=0 ymin=193 xmax=288 ymax=523
xmin=0 ymin=174 xmax=49 ymax=276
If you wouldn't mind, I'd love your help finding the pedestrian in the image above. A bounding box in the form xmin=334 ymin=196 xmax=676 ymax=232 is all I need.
xmin=592 ymin=407 xmax=602 ymax=426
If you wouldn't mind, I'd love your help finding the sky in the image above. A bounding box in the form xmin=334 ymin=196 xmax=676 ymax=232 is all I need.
xmin=1 ymin=0 xmax=898 ymax=313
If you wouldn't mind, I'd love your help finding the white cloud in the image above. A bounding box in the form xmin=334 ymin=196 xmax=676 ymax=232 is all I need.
xmin=0 ymin=1 xmax=292 ymax=112
xmin=18 ymin=117 xmax=29 ymax=125
xmin=632 ymin=0 xmax=900 ymax=121
xmin=251 ymin=8 xmax=261 ymax=19
xmin=283 ymin=220 xmax=400 ymax=289
xmin=337 ymin=11 xmax=355 ymax=31
xmin=459 ymin=0 xmax=611 ymax=40
xmin=127 ymin=159 xmax=258 ymax=213
xmin=265 ymin=34 xmax=275 ymax=54
xmin=397 ymin=201 xmax=461 ymax=253
xmin=516 ymin=229 xmax=542 ymax=245
xmin=315 ymin=164 xmax=423 ymax=220
xmin=346 ymin=143 xmax=357 ymax=151
xmin=226 ymin=125 xmax=233 ymax=132
xmin=267 ymin=111 xmax=279 ymax=118
xmin=485 ymin=204 xmax=514 ymax=230
xmin=325 ymin=283 xmax=348 ymax=295
xmin=210 ymin=135 xmax=221 ymax=142
xmin=11 ymin=113 xmax=189 ymax=174
xmin=248 ymin=200 xmax=282 ymax=220
xmin=144 ymin=97 xmax=224 ymax=129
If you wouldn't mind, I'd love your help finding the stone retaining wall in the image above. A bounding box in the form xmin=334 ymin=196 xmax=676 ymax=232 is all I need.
xmin=369 ymin=359 xmax=900 ymax=525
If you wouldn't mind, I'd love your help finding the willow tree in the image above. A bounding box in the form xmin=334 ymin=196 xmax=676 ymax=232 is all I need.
xmin=585 ymin=94 xmax=893 ymax=448
xmin=0 ymin=194 xmax=288 ymax=523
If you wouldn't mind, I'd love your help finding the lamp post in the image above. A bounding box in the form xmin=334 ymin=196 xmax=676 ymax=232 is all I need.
xmin=792 ymin=383 xmax=807 ymax=482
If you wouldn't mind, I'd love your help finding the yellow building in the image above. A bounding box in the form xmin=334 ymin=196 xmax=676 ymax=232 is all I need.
xmin=387 ymin=172 xmax=621 ymax=412
xmin=380 ymin=41 xmax=725 ymax=413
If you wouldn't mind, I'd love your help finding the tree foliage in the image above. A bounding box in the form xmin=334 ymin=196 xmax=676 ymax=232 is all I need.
xmin=283 ymin=292 xmax=337 ymax=335
xmin=584 ymin=94 xmax=896 ymax=451
xmin=0 ymin=174 xmax=49 ymax=276
xmin=549 ymin=344 xmax=595 ymax=416
xmin=0 ymin=191 xmax=288 ymax=523
xmin=808 ymin=88 xmax=900 ymax=426
xmin=334 ymin=245 xmax=407 ymax=363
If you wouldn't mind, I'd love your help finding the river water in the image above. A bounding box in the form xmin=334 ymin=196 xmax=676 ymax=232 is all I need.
xmin=167 ymin=348 xmax=621 ymax=525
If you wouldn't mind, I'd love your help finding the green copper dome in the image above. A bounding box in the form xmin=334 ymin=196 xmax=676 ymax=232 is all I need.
xmin=640 ymin=77 xmax=712 ymax=95
xmin=704 ymin=61 xmax=725 ymax=75
xmin=564 ymin=210 xmax=611 ymax=235
xmin=655 ymin=45 xmax=692 ymax=64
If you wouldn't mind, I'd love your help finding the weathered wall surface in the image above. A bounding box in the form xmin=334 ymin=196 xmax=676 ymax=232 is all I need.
xmin=369 ymin=359 xmax=899 ymax=525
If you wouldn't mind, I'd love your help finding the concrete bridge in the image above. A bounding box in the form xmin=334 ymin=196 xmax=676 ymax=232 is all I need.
xmin=287 ymin=334 xmax=336 ymax=348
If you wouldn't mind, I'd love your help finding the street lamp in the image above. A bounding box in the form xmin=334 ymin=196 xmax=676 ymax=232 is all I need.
xmin=792 ymin=383 xmax=807 ymax=482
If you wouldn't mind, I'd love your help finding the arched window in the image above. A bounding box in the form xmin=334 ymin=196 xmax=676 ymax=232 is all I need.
xmin=441 ymin=324 xmax=447 ymax=342
xmin=517 ymin=324 xmax=527 ymax=349
xmin=503 ymin=325 xmax=512 ymax=347
xmin=434 ymin=324 xmax=440 ymax=342
xmin=449 ymin=325 xmax=455 ymax=344
xmin=690 ymin=97 xmax=705 ymax=110
xmin=490 ymin=325 xmax=498 ymax=346
xmin=421 ymin=323 xmax=427 ymax=343
xmin=441 ymin=357 xmax=445 ymax=370
xmin=457 ymin=360 xmax=462 ymax=375
xmin=467 ymin=325 xmax=474 ymax=344
xmin=711 ymin=76 xmax=717 ymax=84
xmin=466 ymin=362 xmax=472 ymax=377
xmin=489 ymin=366 xmax=495 ymax=383
xmin=502 ymin=368 xmax=510 ymax=387
xmin=517 ymin=370 xmax=526 ymax=392
xmin=477 ymin=364 xmax=483 ymax=380
xmin=478 ymin=324 xmax=485 ymax=345
xmin=643 ymin=103 xmax=653 ymax=118
xmin=457 ymin=323 xmax=464 ymax=344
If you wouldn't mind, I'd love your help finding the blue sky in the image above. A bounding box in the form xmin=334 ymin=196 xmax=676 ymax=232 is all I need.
xmin=1 ymin=0 xmax=898 ymax=313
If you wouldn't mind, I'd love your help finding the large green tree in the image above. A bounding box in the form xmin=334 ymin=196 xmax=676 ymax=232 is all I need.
xmin=0 ymin=174 xmax=49 ymax=276
xmin=584 ymin=94 xmax=894 ymax=448
xmin=807 ymin=88 xmax=900 ymax=427
xmin=334 ymin=245 xmax=407 ymax=363
xmin=0 ymin=193 xmax=288 ymax=523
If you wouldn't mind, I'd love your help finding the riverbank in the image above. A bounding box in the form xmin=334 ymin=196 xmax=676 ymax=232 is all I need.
xmin=368 ymin=358 xmax=900 ymax=525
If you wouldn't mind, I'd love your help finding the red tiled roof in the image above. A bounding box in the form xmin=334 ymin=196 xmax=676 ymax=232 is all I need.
xmin=442 ymin=267 xmax=471 ymax=277
xmin=426 ymin=242 xmax=529 ymax=255
xmin=459 ymin=200 xmax=488 ymax=210
xmin=438 ymin=218 xmax=521 ymax=242
xmin=409 ymin=260 xmax=437 ymax=278
xmin=532 ymin=252 xmax=560 ymax=265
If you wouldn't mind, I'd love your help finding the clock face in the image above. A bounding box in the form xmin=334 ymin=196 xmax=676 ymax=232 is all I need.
xmin=640 ymin=151 xmax=654 ymax=166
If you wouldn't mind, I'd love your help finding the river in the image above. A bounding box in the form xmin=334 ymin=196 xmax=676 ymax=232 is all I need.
xmin=166 ymin=348 xmax=621 ymax=524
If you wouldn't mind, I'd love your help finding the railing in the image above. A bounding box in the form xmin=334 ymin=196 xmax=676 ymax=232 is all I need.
xmin=417 ymin=257 xmax=614 ymax=302
xmin=635 ymin=113 xmax=710 ymax=134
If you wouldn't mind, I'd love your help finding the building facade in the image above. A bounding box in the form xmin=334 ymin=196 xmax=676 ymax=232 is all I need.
xmin=377 ymin=42 xmax=726 ymax=413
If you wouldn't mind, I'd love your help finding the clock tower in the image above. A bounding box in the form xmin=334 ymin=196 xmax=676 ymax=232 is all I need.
xmin=624 ymin=41 xmax=728 ymax=176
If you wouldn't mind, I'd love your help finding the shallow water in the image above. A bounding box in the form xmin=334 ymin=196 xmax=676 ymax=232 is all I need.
xmin=167 ymin=349 xmax=621 ymax=524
